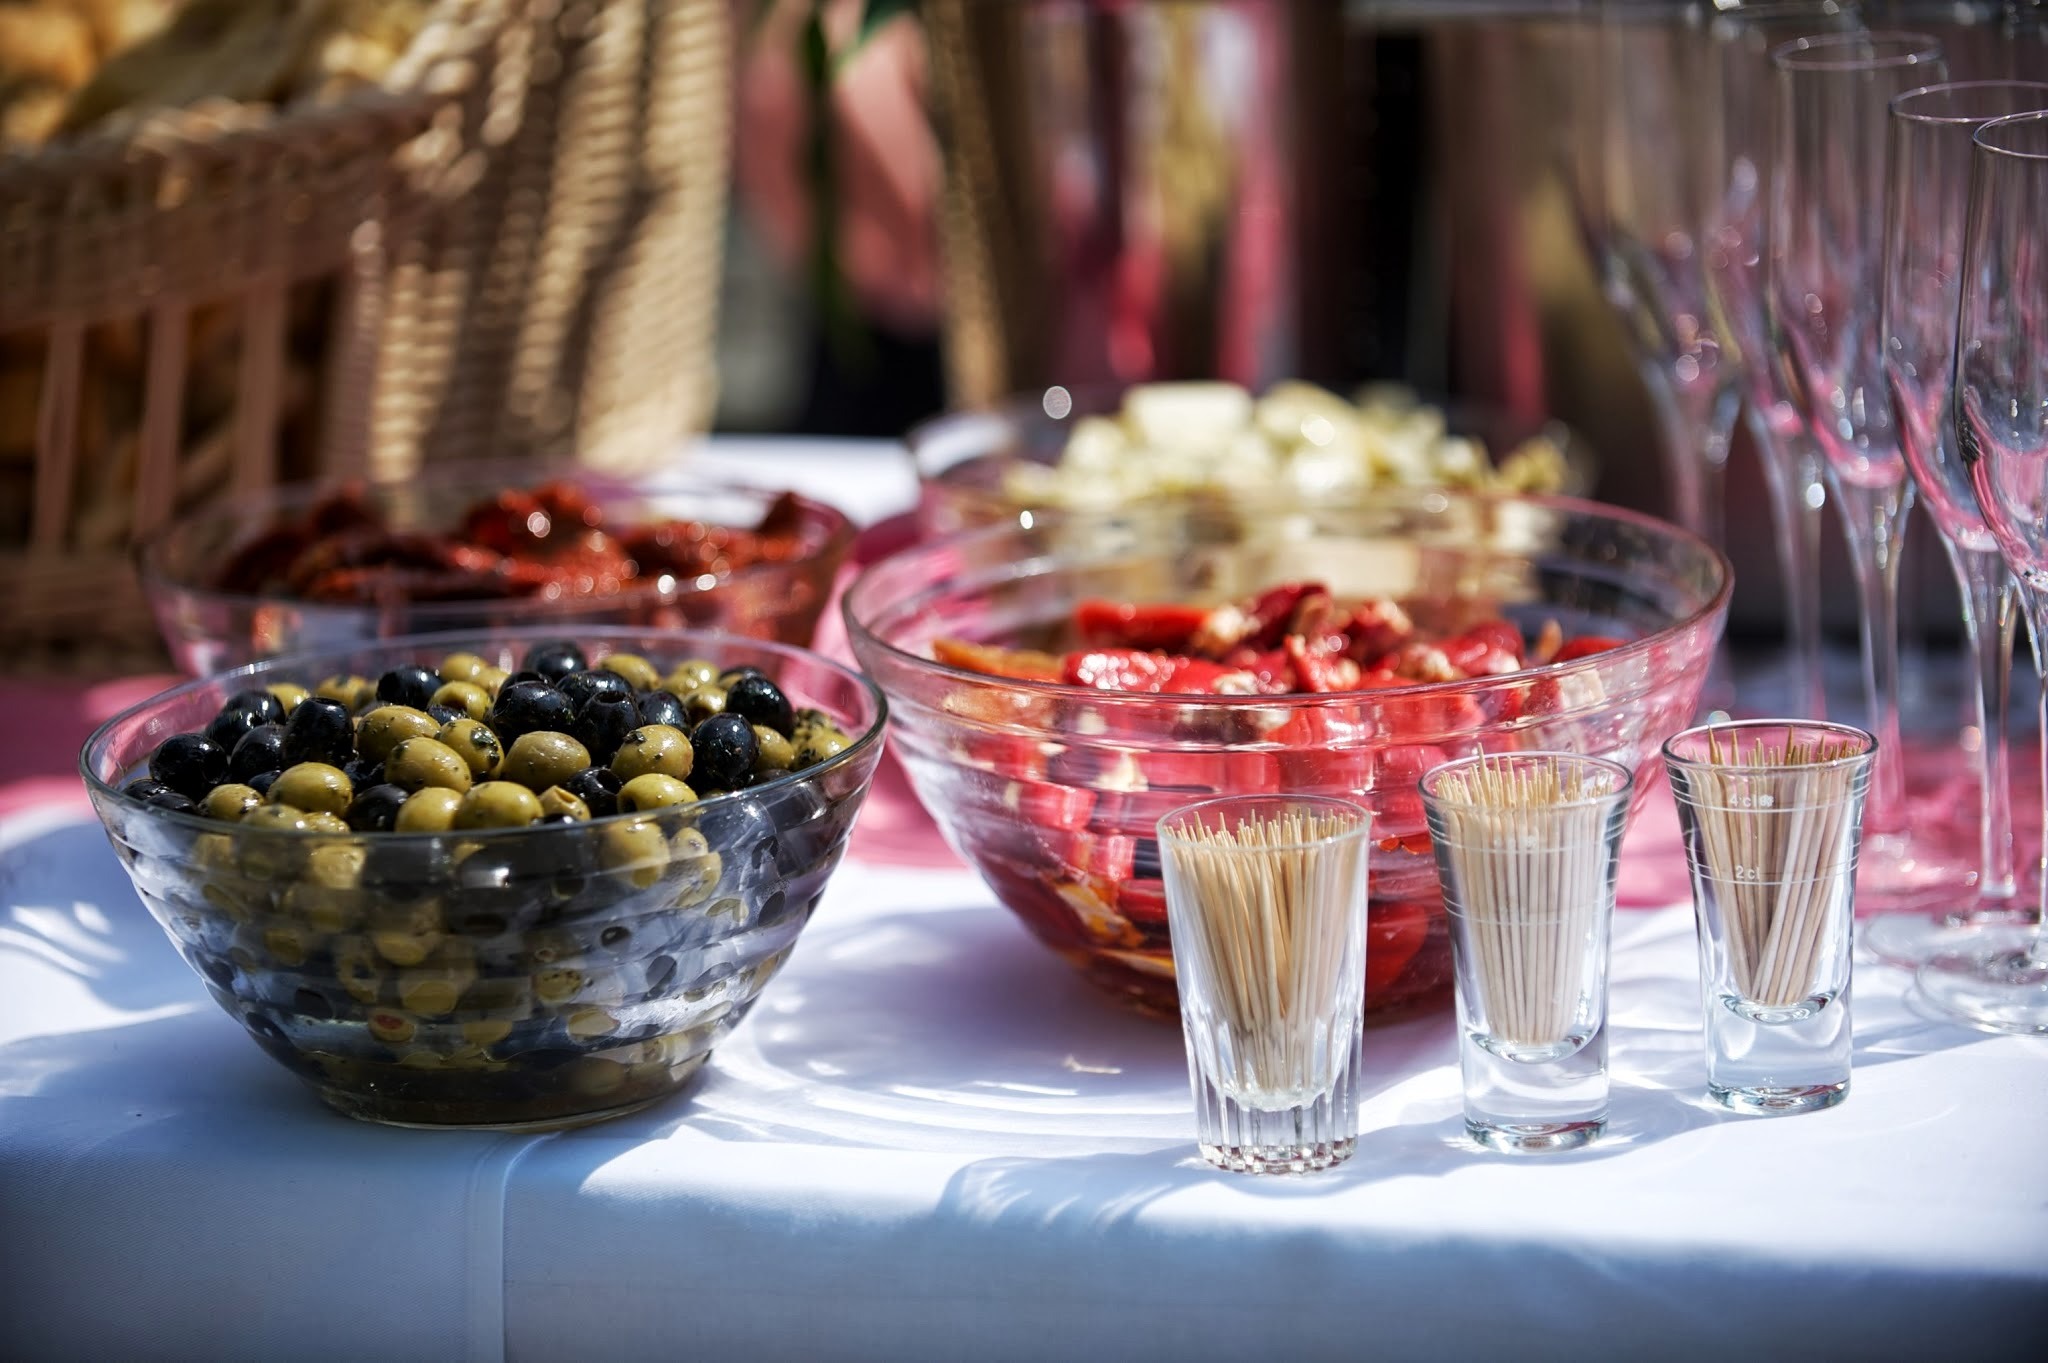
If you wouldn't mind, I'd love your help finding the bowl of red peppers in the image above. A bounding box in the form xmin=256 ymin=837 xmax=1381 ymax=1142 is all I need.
xmin=140 ymin=465 xmax=856 ymax=676
xmin=845 ymin=492 xmax=1730 ymax=1021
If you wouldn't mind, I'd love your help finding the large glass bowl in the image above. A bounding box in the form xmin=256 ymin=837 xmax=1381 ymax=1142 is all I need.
xmin=139 ymin=463 xmax=856 ymax=675
xmin=80 ymin=627 xmax=885 ymax=1130
xmin=846 ymin=493 xmax=1728 ymax=1020
xmin=908 ymin=384 xmax=1596 ymax=536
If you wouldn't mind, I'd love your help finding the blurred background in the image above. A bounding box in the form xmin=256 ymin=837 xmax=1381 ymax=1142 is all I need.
xmin=3 ymin=0 xmax=2038 ymax=666
xmin=714 ymin=0 xmax=2041 ymax=655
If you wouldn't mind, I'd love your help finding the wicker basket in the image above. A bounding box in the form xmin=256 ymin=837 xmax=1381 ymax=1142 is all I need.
xmin=0 ymin=0 xmax=730 ymax=673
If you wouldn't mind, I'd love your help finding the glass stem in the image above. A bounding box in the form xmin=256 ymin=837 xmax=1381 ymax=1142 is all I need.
xmin=1643 ymin=365 xmax=1738 ymax=553
xmin=1826 ymin=473 xmax=1912 ymax=832
xmin=2022 ymin=582 xmax=2048 ymax=960
xmin=1748 ymin=404 xmax=1828 ymax=719
xmin=1943 ymin=540 xmax=2018 ymax=907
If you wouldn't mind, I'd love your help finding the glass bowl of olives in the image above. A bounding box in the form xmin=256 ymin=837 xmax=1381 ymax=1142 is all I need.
xmin=80 ymin=627 xmax=886 ymax=1131
xmin=139 ymin=463 xmax=857 ymax=675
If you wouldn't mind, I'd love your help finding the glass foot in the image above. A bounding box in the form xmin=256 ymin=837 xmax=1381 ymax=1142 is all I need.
xmin=1708 ymin=1080 xmax=1848 ymax=1116
xmin=1851 ymin=829 xmax=1977 ymax=915
xmin=1859 ymin=906 xmax=2036 ymax=969
xmin=1465 ymin=1117 xmax=1603 ymax=1153
xmin=1916 ymin=941 xmax=2048 ymax=1035
xmin=1199 ymin=1137 xmax=1356 ymax=1175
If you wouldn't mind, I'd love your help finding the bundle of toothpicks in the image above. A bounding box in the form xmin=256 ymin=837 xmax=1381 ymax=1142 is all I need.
xmin=1431 ymin=756 xmax=1619 ymax=1046
xmin=1684 ymin=729 xmax=1862 ymax=1008
xmin=1164 ymin=806 xmax=1367 ymax=1097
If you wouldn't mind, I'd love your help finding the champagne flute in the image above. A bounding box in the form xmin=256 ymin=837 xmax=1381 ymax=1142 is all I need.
xmin=1865 ymin=81 xmax=2048 ymax=968
xmin=1930 ymin=107 xmax=2048 ymax=1033
xmin=1768 ymin=32 xmax=1945 ymax=897
xmin=1701 ymin=1 xmax=1866 ymax=722
xmin=1597 ymin=2 xmax=1742 ymax=552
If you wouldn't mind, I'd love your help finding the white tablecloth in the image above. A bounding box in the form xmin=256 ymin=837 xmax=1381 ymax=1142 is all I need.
xmin=3 ymin=440 xmax=2045 ymax=1361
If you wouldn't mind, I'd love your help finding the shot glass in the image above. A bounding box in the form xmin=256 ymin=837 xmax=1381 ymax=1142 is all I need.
xmin=1420 ymin=752 xmax=1632 ymax=1153
xmin=1664 ymin=721 xmax=1875 ymax=1115
xmin=1158 ymin=795 xmax=1372 ymax=1174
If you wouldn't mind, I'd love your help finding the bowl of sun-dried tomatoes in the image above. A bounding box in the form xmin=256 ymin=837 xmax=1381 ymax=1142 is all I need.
xmin=141 ymin=466 xmax=855 ymax=676
xmin=845 ymin=491 xmax=1730 ymax=1021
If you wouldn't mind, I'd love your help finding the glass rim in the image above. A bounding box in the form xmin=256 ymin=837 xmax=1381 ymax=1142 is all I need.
xmin=1417 ymin=750 xmax=1636 ymax=810
xmin=1975 ymin=109 xmax=2048 ymax=162
xmin=1661 ymin=718 xmax=1876 ymax=772
xmin=1156 ymin=793 xmax=1373 ymax=849
xmin=1890 ymin=81 xmax=2048 ymax=126
xmin=1769 ymin=30 xmax=1942 ymax=72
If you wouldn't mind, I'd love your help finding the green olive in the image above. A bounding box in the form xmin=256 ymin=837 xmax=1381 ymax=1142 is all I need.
xmin=266 ymin=682 xmax=309 ymax=715
xmin=663 ymin=659 xmax=720 ymax=695
xmin=752 ymin=725 xmax=796 ymax=774
xmin=439 ymin=652 xmax=492 ymax=684
xmin=264 ymin=924 xmax=314 ymax=968
xmin=316 ymin=674 xmax=377 ymax=711
xmin=792 ymin=706 xmax=833 ymax=733
xmin=673 ymin=827 xmax=711 ymax=860
xmin=438 ymin=718 xmax=504 ymax=780
xmin=454 ymin=780 xmax=544 ymax=829
xmin=395 ymin=786 xmax=463 ymax=833
xmin=305 ymin=841 xmax=366 ymax=889
xmin=359 ymin=705 xmax=439 ymax=762
xmin=387 ymin=737 xmax=475 ymax=795
xmin=284 ymin=882 xmax=360 ymax=935
xmin=268 ymin=762 xmax=354 ymax=816
xmin=499 ymin=730 xmax=591 ymax=792
xmin=538 ymin=786 xmax=591 ymax=821
xmin=241 ymin=803 xmax=310 ymax=833
xmin=367 ymin=1009 xmax=418 ymax=1043
xmin=794 ymin=729 xmax=852 ymax=770
xmin=201 ymin=783 xmax=263 ymax=823
xmin=600 ymin=817 xmax=669 ymax=887
xmin=610 ymin=725 xmax=693 ymax=782
xmin=680 ymin=686 xmax=727 ymax=727
xmin=618 ymin=772 xmax=697 ymax=813
xmin=475 ymin=665 xmax=510 ymax=695
xmin=334 ymin=937 xmax=386 ymax=1004
xmin=604 ymin=652 xmax=661 ymax=691
xmin=431 ymin=681 xmax=492 ymax=722
xmin=534 ymin=967 xmax=584 ymax=1006
xmin=302 ymin=812 xmax=351 ymax=835
xmin=238 ymin=803 xmax=310 ymax=878
xmin=372 ymin=931 xmax=438 ymax=967
xmin=397 ymin=952 xmax=476 ymax=1015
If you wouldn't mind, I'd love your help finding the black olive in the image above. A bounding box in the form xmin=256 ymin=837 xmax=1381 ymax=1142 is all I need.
xmin=716 ymin=665 xmax=765 ymax=689
xmin=723 ymin=674 xmax=794 ymax=737
xmin=690 ymin=714 xmax=759 ymax=791
xmin=204 ymin=704 xmax=268 ymax=753
xmin=247 ymin=770 xmax=280 ymax=796
xmin=536 ymin=812 xmax=583 ymax=827
xmin=293 ymin=988 xmax=336 ymax=1020
xmin=488 ymin=680 xmax=574 ymax=746
xmin=376 ymin=665 xmax=441 ymax=710
xmin=148 ymin=733 xmax=228 ymax=799
xmin=123 ymin=778 xmax=197 ymax=812
xmin=521 ymin=640 xmax=588 ymax=683
xmin=282 ymin=696 xmax=356 ymax=768
xmin=501 ymin=670 xmax=548 ymax=690
xmin=558 ymin=668 xmax=633 ymax=710
xmin=228 ymin=724 xmax=287 ymax=783
xmin=635 ymin=688 xmax=689 ymax=731
xmin=347 ymin=782 xmax=410 ymax=833
xmin=221 ymin=688 xmax=285 ymax=727
xmin=426 ymin=704 xmax=466 ymax=727
xmin=343 ymin=755 xmax=386 ymax=790
xmin=1132 ymin=838 xmax=1163 ymax=880
xmin=572 ymin=691 xmax=638 ymax=764
xmin=562 ymin=766 xmax=622 ymax=819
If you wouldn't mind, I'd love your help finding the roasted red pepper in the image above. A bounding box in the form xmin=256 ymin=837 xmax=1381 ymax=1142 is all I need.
xmin=1074 ymin=599 xmax=1209 ymax=652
